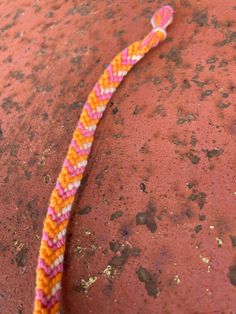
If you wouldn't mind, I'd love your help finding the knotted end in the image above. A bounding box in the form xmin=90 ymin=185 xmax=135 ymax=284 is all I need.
xmin=151 ymin=5 xmax=174 ymax=41
xmin=151 ymin=5 xmax=174 ymax=31
xmin=141 ymin=5 xmax=174 ymax=49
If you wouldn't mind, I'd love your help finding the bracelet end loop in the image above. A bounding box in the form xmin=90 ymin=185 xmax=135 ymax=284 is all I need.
xmin=151 ymin=5 xmax=174 ymax=35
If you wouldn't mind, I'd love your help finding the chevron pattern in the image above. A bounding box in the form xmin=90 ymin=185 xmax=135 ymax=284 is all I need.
xmin=33 ymin=5 xmax=174 ymax=313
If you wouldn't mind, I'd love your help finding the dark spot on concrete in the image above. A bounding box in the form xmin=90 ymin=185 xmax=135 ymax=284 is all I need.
xmin=217 ymin=103 xmax=230 ymax=109
xmin=35 ymin=84 xmax=53 ymax=93
xmin=177 ymin=109 xmax=198 ymax=125
xmin=28 ymin=131 xmax=35 ymax=141
xmin=136 ymin=266 xmax=158 ymax=297
xmin=230 ymin=236 xmax=236 ymax=247
xmin=189 ymin=194 xmax=198 ymax=201
xmin=32 ymin=4 xmax=42 ymax=13
xmin=0 ymin=127 xmax=3 ymax=140
xmin=166 ymin=48 xmax=182 ymax=66
xmin=108 ymin=247 xmax=130 ymax=267
xmin=78 ymin=80 xmax=85 ymax=88
xmin=209 ymin=65 xmax=215 ymax=72
xmin=0 ymin=242 xmax=7 ymax=253
xmin=130 ymin=247 xmax=141 ymax=257
xmin=228 ymin=265 xmax=236 ymax=286
xmin=192 ymin=78 xmax=211 ymax=88
xmin=225 ymin=19 xmax=233 ymax=27
xmin=44 ymin=173 xmax=50 ymax=183
xmin=136 ymin=212 xmax=147 ymax=224
xmin=211 ymin=16 xmax=221 ymax=29
xmin=42 ymin=112 xmax=48 ymax=121
xmin=153 ymin=131 xmax=160 ymax=139
xmin=45 ymin=11 xmax=54 ymax=18
xmin=106 ymin=9 xmax=115 ymax=19
xmin=156 ymin=207 xmax=167 ymax=221
xmin=167 ymin=74 xmax=177 ymax=93
xmin=222 ymin=93 xmax=229 ymax=98
xmin=109 ymin=241 xmax=121 ymax=253
xmin=140 ymin=182 xmax=147 ymax=193
xmin=229 ymin=85 xmax=236 ymax=93
xmin=1 ymin=97 xmax=20 ymax=113
xmin=115 ymin=30 xmax=125 ymax=37
xmin=182 ymin=79 xmax=191 ymax=89
xmin=180 ymin=0 xmax=191 ymax=7
xmin=110 ymin=105 xmax=119 ymax=115
xmin=73 ymin=282 xmax=83 ymax=293
xmin=151 ymin=76 xmax=162 ymax=86
xmin=102 ymin=279 xmax=113 ymax=297
xmin=219 ymin=59 xmax=228 ymax=67
xmin=110 ymin=210 xmax=123 ymax=221
xmin=119 ymin=224 xmax=132 ymax=238
xmin=78 ymin=4 xmax=91 ymax=16
xmin=154 ymin=105 xmax=166 ymax=117
xmin=13 ymin=8 xmax=25 ymax=20
xmin=205 ymin=148 xmax=224 ymax=159
xmin=3 ymin=56 xmax=13 ymax=63
xmin=70 ymin=56 xmax=81 ymax=64
xmin=140 ymin=143 xmax=150 ymax=154
xmin=229 ymin=120 xmax=236 ymax=135
xmin=171 ymin=135 xmax=186 ymax=146
xmin=16 ymin=304 xmax=23 ymax=314
xmin=78 ymin=205 xmax=92 ymax=215
xmin=214 ymin=31 xmax=236 ymax=47
xmin=27 ymin=199 xmax=38 ymax=221
xmin=214 ymin=39 xmax=228 ymax=47
xmin=207 ymin=56 xmax=217 ymax=64
xmin=188 ymin=192 xmax=207 ymax=209
xmin=187 ymin=152 xmax=200 ymax=164
xmin=190 ymin=135 xmax=197 ymax=147
xmin=195 ymin=64 xmax=204 ymax=72
xmin=133 ymin=105 xmax=143 ymax=115
xmin=199 ymin=214 xmax=206 ymax=221
xmin=68 ymin=101 xmax=83 ymax=112
xmin=187 ymin=182 xmax=194 ymax=189
xmin=1 ymin=22 xmax=14 ymax=32
xmin=147 ymin=200 xmax=157 ymax=213
xmin=32 ymin=64 xmax=45 ymax=72
xmin=136 ymin=207 xmax=157 ymax=233
xmin=215 ymin=216 xmax=230 ymax=237
xmin=192 ymin=10 xmax=208 ymax=26
xmin=9 ymin=70 xmax=24 ymax=81
xmin=142 ymin=7 xmax=152 ymax=17
xmin=95 ymin=166 xmax=109 ymax=185
xmin=24 ymin=170 xmax=32 ymax=179
xmin=195 ymin=224 xmax=202 ymax=233
xmin=198 ymin=192 xmax=207 ymax=209
xmin=68 ymin=5 xmax=91 ymax=16
xmin=181 ymin=206 xmax=193 ymax=219
xmin=68 ymin=7 xmax=79 ymax=15
xmin=10 ymin=143 xmax=20 ymax=157
xmin=112 ymin=133 xmax=122 ymax=139
xmin=201 ymin=90 xmax=213 ymax=97
xmin=15 ymin=246 xmax=28 ymax=267
xmin=229 ymin=31 xmax=236 ymax=42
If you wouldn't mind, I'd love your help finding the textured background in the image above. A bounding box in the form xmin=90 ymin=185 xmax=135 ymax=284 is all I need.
xmin=0 ymin=0 xmax=236 ymax=313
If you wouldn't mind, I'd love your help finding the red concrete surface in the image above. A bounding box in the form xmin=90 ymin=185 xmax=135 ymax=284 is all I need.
xmin=0 ymin=0 xmax=236 ymax=313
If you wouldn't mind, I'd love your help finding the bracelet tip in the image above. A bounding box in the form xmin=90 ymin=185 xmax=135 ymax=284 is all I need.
xmin=151 ymin=5 xmax=174 ymax=31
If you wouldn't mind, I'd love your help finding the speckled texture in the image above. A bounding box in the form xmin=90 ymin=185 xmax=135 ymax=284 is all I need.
xmin=0 ymin=1 xmax=236 ymax=313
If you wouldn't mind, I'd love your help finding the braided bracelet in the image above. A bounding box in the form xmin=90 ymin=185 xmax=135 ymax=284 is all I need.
xmin=34 ymin=5 xmax=174 ymax=313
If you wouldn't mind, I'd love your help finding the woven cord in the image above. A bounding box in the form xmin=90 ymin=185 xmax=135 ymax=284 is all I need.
xmin=33 ymin=5 xmax=174 ymax=313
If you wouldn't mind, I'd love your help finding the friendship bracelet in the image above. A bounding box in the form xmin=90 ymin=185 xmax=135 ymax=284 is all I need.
xmin=33 ymin=5 xmax=174 ymax=313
